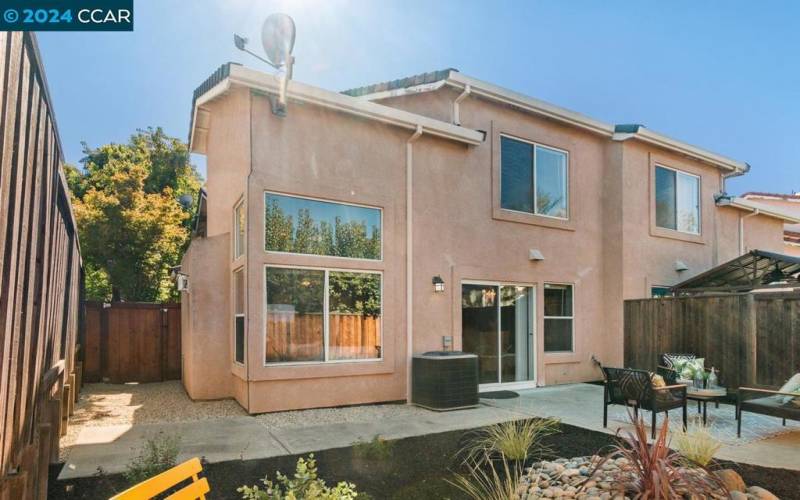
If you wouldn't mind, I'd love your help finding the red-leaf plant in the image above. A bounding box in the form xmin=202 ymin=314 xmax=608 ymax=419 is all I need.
xmin=594 ymin=413 xmax=725 ymax=499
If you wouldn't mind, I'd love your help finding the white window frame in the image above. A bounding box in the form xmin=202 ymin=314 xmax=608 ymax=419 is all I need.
xmin=233 ymin=267 xmax=245 ymax=365
xmin=543 ymin=282 xmax=575 ymax=354
xmin=263 ymin=191 xmax=383 ymax=262
xmin=654 ymin=164 xmax=701 ymax=235
xmin=499 ymin=134 xmax=570 ymax=221
xmin=233 ymin=198 xmax=245 ymax=259
xmin=263 ymin=264 xmax=384 ymax=366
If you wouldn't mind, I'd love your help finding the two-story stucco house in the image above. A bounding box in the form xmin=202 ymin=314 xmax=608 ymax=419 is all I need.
xmin=180 ymin=64 xmax=796 ymax=413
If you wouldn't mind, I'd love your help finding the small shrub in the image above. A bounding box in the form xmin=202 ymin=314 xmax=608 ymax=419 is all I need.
xmin=604 ymin=415 xmax=724 ymax=498
xmin=238 ymin=453 xmax=362 ymax=499
xmin=447 ymin=453 xmax=523 ymax=500
xmin=353 ymin=435 xmax=394 ymax=461
xmin=461 ymin=418 xmax=560 ymax=463
xmin=123 ymin=432 xmax=180 ymax=486
xmin=673 ymin=423 xmax=722 ymax=467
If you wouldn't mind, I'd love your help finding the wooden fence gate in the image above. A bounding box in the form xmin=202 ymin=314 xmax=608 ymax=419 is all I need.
xmin=84 ymin=302 xmax=181 ymax=383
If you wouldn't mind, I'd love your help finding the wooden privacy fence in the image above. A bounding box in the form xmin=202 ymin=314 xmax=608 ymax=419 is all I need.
xmin=266 ymin=312 xmax=381 ymax=362
xmin=624 ymin=292 xmax=800 ymax=390
xmin=0 ymin=32 xmax=82 ymax=499
xmin=84 ymin=302 xmax=181 ymax=383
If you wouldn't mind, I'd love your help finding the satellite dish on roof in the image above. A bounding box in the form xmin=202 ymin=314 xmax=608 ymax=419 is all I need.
xmin=261 ymin=13 xmax=295 ymax=68
xmin=233 ymin=13 xmax=296 ymax=117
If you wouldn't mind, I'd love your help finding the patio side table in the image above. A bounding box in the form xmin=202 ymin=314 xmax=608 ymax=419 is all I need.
xmin=686 ymin=387 xmax=727 ymax=425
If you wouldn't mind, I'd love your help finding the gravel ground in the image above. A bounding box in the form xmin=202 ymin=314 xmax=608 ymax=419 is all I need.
xmin=60 ymin=381 xmax=427 ymax=460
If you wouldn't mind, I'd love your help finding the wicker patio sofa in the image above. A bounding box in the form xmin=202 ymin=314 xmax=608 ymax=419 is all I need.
xmin=737 ymin=385 xmax=800 ymax=437
xmin=602 ymin=367 xmax=688 ymax=439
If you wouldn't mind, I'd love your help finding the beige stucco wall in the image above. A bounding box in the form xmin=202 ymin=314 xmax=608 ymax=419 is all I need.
xmin=180 ymin=233 xmax=234 ymax=400
xmin=182 ymin=80 xmax=790 ymax=413
xmin=242 ymin=92 xmax=409 ymax=413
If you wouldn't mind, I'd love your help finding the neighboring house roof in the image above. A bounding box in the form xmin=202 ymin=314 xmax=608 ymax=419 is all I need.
xmin=721 ymin=197 xmax=800 ymax=224
xmin=188 ymin=64 xmax=484 ymax=154
xmin=741 ymin=191 xmax=800 ymax=201
xmin=342 ymin=69 xmax=749 ymax=174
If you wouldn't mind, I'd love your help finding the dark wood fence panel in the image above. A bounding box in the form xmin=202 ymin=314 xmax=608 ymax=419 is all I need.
xmin=0 ymin=32 xmax=82 ymax=499
xmin=83 ymin=302 xmax=181 ymax=383
xmin=625 ymin=293 xmax=798 ymax=390
xmin=755 ymin=295 xmax=800 ymax=386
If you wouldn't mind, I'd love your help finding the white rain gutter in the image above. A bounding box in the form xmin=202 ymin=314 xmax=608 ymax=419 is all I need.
xmin=452 ymin=84 xmax=471 ymax=125
xmin=351 ymin=80 xmax=446 ymax=102
xmin=227 ymin=66 xmax=483 ymax=146
xmin=445 ymin=72 xmax=615 ymax=137
xmin=740 ymin=210 xmax=760 ymax=254
xmin=406 ymin=125 xmax=423 ymax=404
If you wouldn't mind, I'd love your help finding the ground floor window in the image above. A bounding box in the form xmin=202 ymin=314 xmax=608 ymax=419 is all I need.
xmin=543 ymin=283 xmax=574 ymax=352
xmin=265 ymin=266 xmax=382 ymax=363
xmin=233 ymin=268 xmax=245 ymax=364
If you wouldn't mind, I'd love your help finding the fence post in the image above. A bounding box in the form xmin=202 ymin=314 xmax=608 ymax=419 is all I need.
xmin=160 ymin=306 xmax=168 ymax=382
xmin=743 ymin=294 xmax=758 ymax=386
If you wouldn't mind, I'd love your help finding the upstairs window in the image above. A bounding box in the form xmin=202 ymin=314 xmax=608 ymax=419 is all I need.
xmin=500 ymin=136 xmax=568 ymax=219
xmin=265 ymin=193 xmax=381 ymax=260
xmin=234 ymin=199 xmax=245 ymax=259
xmin=655 ymin=165 xmax=700 ymax=234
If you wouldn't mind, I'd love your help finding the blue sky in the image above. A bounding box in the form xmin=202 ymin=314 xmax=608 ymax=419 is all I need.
xmin=38 ymin=0 xmax=799 ymax=194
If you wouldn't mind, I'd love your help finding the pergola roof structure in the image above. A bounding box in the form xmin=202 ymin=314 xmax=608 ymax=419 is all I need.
xmin=671 ymin=250 xmax=800 ymax=294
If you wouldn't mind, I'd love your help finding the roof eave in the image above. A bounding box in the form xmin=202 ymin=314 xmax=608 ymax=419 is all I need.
xmin=189 ymin=66 xmax=484 ymax=153
xmin=445 ymin=72 xmax=615 ymax=138
xmin=614 ymin=126 xmax=747 ymax=173
xmin=351 ymin=71 xmax=749 ymax=174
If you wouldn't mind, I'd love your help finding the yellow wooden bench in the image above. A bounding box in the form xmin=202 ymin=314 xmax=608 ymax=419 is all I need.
xmin=110 ymin=457 xmax=210 ymax=500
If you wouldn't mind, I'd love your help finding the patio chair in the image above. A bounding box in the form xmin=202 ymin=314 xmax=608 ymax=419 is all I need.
xmin=737 ymin=385 xmax=800 ymax=438
xmin=602 ymin=367 xmax=688 ymax=439
xmin=110 ymin=457 xmax=209 ymax=500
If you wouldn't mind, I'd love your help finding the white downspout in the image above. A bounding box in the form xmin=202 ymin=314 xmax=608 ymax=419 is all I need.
xmin=739 ymin=209 xmax=760 ymax=254
xmin=406 ymin=125 xmax=423 ymax=404
xmin=452 ymin=84 xmax=471 ymax=125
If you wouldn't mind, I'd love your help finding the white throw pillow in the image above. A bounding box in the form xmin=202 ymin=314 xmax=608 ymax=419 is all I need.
xmin=778 ymin=373 xmax=800 ymax=404
xmin=679 ymin=358 xmax=705 ymax=380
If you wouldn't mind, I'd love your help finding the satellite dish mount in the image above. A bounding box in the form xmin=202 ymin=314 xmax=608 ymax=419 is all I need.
xmin=233 ymin=13 xmax=296 ymax=117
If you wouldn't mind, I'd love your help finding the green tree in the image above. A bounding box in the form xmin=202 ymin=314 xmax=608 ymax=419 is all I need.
xmin=66 ymin=127 xmax=202 ymax=302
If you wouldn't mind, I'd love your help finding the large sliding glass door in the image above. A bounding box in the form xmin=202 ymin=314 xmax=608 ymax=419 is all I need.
xmin=461 ymin=283 xmax=535 ymax=388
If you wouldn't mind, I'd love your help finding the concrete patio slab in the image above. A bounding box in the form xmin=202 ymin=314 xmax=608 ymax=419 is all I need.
xmin=59 ymin=382 xmax=799 ymax=480
xmin=60 ymin=417 xmax=289 ymax=480
xmin=59 ymin=400 xmax=526 ymax=479
xmin=482 ymin=383 xmax=800 ymax=471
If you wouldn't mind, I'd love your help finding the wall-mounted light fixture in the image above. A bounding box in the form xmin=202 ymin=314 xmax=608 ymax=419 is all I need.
xmin=675 ymin=260 xmax=689 ymax=272
xmin=432 ymin=275 xmax=445 ymax=293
